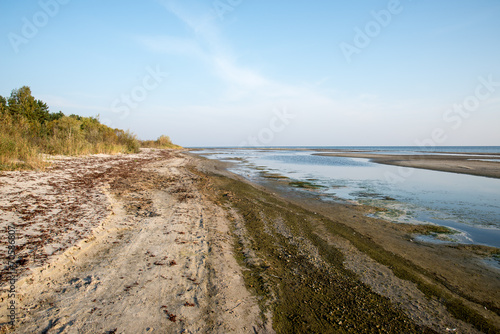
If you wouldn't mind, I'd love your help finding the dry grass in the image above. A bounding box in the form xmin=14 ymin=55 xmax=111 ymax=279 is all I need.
xmin=0 ymin=113 xmax=144 ymax=171
xmin=0 ymin=114 xmax=46 ymax=170
xmin=140 ymin=135 xmax=182 ymax=149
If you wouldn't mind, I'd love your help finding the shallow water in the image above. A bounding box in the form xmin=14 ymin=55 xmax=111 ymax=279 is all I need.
xmin=192 ymin=148 xmax=500 ymax=248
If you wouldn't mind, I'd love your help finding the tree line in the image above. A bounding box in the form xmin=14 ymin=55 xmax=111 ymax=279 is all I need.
xmin=0 ymin=86 xmax=179 ymax=170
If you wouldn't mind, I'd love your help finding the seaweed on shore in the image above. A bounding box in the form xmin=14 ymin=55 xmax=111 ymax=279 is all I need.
xmin=195 ymin=170 xmax=436 ymax=333
xmin=192 ymin=165 xmax=499 ymax=334
xmin=259 ymin=171 xmax=290 ymax=180
xmin=407 ymin=224 xmax=457 ymax=236
xmin=288 ymin=180 xmax=325 ymax=189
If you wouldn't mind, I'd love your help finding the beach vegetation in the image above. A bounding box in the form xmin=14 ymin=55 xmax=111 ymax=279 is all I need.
xmin=139 ymin=135 xmax=182 ymax=149
xmin=0 ymin=86 xmax=178 ymax=170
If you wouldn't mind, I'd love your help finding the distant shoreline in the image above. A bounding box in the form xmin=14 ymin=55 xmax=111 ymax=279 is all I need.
xmin=314 ymin=152 xmax=500 ymax=179
xmin=189 ymin=146 xmax=500 ymax=154
xmin=190 ymin=147 xmax=500 ymax=179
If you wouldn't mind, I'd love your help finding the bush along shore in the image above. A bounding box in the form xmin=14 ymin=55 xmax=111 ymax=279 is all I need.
xmin=0 ymin=86 xmax=180 ymax=170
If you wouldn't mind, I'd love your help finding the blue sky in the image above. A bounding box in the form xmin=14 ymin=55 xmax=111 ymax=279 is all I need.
xmin=1 ymin=0 xmax=499 ymax=147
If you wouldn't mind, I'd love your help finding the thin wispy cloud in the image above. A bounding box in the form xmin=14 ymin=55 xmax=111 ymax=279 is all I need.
xmin=147 ymin=0 xmax=341 ymax=113
xmin=136 ymin=35 xmax=205 ymax=59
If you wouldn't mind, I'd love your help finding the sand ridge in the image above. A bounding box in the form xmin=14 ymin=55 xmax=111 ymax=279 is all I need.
xmin=315 ymin=152 xmax=500 ymax=179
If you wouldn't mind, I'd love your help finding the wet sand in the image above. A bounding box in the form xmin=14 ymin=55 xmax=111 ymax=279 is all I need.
xmin=0 ymin=150 xmax=499 ymax=333
xmin=315 ymin=151 xmax=500 ymax=179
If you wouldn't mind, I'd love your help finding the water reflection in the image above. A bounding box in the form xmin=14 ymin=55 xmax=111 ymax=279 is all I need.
xmin=192 ymin=149 xmax=500 ymax=248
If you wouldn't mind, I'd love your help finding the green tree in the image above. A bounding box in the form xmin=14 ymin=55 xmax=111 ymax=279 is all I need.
xmin=48 ymin=116 xmax=83 ymax=140
xmin=0 ymin=95 xmax=7 ymax=114
xmin=80 ymin=116 xmax=103 ymax=144
xmin=48 ymin=111 xmax=65 ymax=121
xmin=7 ymin=86 xmax=50 ymax=123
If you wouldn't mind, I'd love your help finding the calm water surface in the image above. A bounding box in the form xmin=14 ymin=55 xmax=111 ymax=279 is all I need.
xmin=192 ymin=148 xmax=500 ymax=248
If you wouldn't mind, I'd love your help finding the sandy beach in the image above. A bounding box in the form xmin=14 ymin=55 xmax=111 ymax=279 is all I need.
xmin=1 ymin=150 xmax=499 ymax=333
xmin=0 ymin=150 xmax=269 ymax=333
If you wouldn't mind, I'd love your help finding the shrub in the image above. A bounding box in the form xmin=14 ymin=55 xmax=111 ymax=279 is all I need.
xmin=0 ymin=86 xmax=177 ymax=169
xmin=0 ymin=112 xmax=44 ymax=170
xmin=140 ymin=135 xmax=181 ymax=149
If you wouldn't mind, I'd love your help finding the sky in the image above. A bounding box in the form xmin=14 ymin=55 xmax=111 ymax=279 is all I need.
xmin=1 ymin=0 xmax=499 ymax=147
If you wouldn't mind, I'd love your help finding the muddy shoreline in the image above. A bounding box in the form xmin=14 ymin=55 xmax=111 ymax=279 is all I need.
xmin=1 ymin=150 xmax=499 ymax=333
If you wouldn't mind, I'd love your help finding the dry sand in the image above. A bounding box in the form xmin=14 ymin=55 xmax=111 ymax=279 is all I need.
xmin=0 ymin=150 xmax=271 ymax=333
